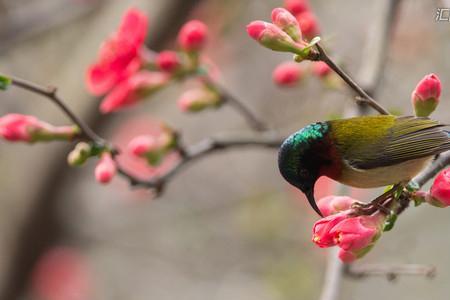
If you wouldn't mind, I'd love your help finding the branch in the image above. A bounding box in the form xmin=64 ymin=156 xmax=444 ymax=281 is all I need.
xmin=412 ymin=151 xmax=450 ymax=188
xmin=344 ymin=263 xmax=436 ymax=281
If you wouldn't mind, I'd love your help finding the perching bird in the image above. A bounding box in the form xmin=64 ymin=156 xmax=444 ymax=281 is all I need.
xmin=278 ymin=115 xmax=450 ymax=216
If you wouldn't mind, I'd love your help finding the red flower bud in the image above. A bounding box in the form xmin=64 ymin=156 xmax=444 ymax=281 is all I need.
xmin=271 ymin=7 xmax=302 ymax=41
xmin=317 ymin=196 xmax=356 ymax=217
xmin=94 ymin=152 xmax=117 ymax=184
xmin=284 ymin=0 xmax=310 ymax=15
xmin=296 ymin=11 xmax=320 ymax=40
xmin=177 ymin=20 xmax=208 ymax=52
xmin=272 ymin=62 xmax=303 ymax=86
xmin=247 ymin=21 xmax=304 ymax=53
xmin=338 ymin=249 xmax=357 ymax=263
xmin=312 ymin=61 xmax=332 ymax=78
xmin=177 ymin=88 xmax=221 ymax=112
xmin=155 ymin=50 xmax=181 ymax=73
xmin=312 ymin=212 xmax=349 ymax=248
xmin=429 ymin=168 xmax=450 ymax=207
xmin=411 ymin=73 xmax=441 ymax=117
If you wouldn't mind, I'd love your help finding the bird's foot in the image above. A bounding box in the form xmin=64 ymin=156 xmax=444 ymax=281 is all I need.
xmin=351 ymin=184 xmax=403 ymax=215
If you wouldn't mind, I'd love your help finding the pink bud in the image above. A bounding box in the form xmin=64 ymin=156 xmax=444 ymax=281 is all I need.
xmin=284 ymin=0 xmax=310 ymax=15
xmin=94 ymin=152 xmax=117 ymax=184
xmin=312 ymin=61 xmax=332 ymax=78
xmin=177 ymin=88 xmax=221 ymax=112
xmin=272 ymin=62 xmax=302 ymax=86
xmin=247 ymin=21 xmax=304 ymax=53
xmin=429 ymin=168 xmax=450 ymax=207
xmin=312 ymin=212 xmax=349 ymax=248
xmin=0 ymin=114 xmax=78 ymax=143
xmin=296 ymin=11 xmax=320 ymax=40
xmin=100 ymin=71 xmax=170 ymax=114
xmin=156 ymin=50 xmax=181 ymax=73
xmin=177 ymin=20 xmax=208 ymax=52
xmin=127 ymin=135 xmax=159 ymax=157
xmin=411 ymin=73 xmax=441 ymax=117
xmin=338 ymin=249 xmax=357 ymax=263
xmin=317 ymin=196 xmax=356 ymax=217
xmin=271 ymin=7 xmax=302 ymax=41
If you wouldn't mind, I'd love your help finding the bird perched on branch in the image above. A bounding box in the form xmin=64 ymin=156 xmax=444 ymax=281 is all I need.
xmin=278 ymin=115 xmax=450 ymax=216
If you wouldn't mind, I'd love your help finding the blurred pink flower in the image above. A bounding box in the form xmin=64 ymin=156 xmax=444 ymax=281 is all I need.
xmin=156 ymin=50 xmax=181 ymax=73
xmin=296 ymin=11 xmax=320 ymax=40
xmin=284 ymin=0 xmax=310 ymax=15
xmin=86 ymin=8 xmax=148 ymax=96
xmin=178 ymin=20 xmax=208 ymax=51
xmin=312 ymin=61 xmax=332 ymax=78
xmin=177 ymin=88 xmax=220 ymax=112
xmin=95 ymin=152 xmax=117 ymax=184
xmin=272 ymin=61 xmax=303 ymax=86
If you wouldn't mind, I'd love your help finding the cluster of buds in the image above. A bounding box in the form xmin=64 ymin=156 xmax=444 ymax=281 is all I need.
xmin=86 ymin=8 xmax=222 ymax=114
xmin=411 ymin=73 xmax=441 ymax=117
xmin=312 ymin=196 xmax=386 ymax=262
xmin=0 ymin=114 xmax=79 ymax=143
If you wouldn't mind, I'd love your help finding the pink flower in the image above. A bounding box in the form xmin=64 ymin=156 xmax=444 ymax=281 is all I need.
xmin=95 ymin=152 xmax=117 ymax=184
xmin=0 ymin=114 xmax=78 ymax=143
xmin=156 ymin=50 xmax=181 ymax=73
xmin=100 ymin=71 xmax=170 ymax=113
xmin=312 ymin=212 xmax=349 ymax=248
xmin=272 ymin=61 xmax=303 ymax=86
xmin=86 ymin=8 xmax=148 ymax=96
xmin=271 ymin=7 xmax=302 ymax=41
xmin=284 ymin=0 xmax=310 ymax=15
xmin=312 ymin=61 xmax=332 ymax=78
xmin=296 ymin=11 xmax=320 ymax=40
xmin=330 ymin=215 xmax=383 ymax=251
xmin=247 ymin=21 xmax=304 ymax=53
xmin=430 ymin=168 xmax=450 ymax=207
xmin=177 ymin=20 xmax=208 ymax=52
xmin=338 ymin=249 xmax=357 ymax=263
xmin=128 ymin=135 xmax=159 ymax=157
xmin=411 ymin=73 xmax=441 ymax=117
xmin=177 ymin=88 xmax=221 ymax=112
xmin=317 ymin=196 xmax=356 ymax=217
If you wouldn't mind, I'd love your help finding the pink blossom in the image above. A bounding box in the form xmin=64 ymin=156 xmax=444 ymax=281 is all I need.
xmin=411 ymin=73 xmax=441 ymax=117
xmin=128 ymin=135 xmax=159 ymax=157
xmin=430 ymin=168 xmax=450 ymax=207
xmin=317 ymin=196 xmax=356 ymax=217
xmin=284 ymin=0 xmax=310 ymax=15
xmin=338 ymin=249 xmax=357 ymax=263
xmin=271 ymin=7 xmax=302 ymax=41
xmin=177 ymin=20 xmax=208 ymax=51
xmin=312 ymin=212 xmax=349 ymax=248
xmin=100 ymin=71 xmax=170 ymax=114
xmin=86 ymin=8 xmax=148 ymax=96
xmin=296 ymin=11 xmax=320 ymax=40
xmin=156 ymin=50 xmax=181 ymax=73
xmin=312 ymin=61 xmax=332 ymax=78
xmin=177 ymin=88 xmax=220 ymax=112
xmin=0 ymin=113 xmax=78 ymax=143
xmin=94 ymin=152 xmax=117 ymax=184
xmin=247 ymin=21 xmax=302 ymax=53
xmin=272 ymin=61 xmax=302 ymax=86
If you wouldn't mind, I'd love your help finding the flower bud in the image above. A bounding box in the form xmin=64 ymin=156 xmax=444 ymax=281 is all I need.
xmin=246 ymin=21 xmax=305 ymax=54
xmin=0 ymin=114 xmax=79 ymax=143
xmin=272 ymin=61 xmax=303 ymax=86
xmin=177 ymin=88 xmax=221 ymax=112
xmin=296 ymin=11 xmax=320 ymax=40
xmin=312 ymin=61 xmax=331 ymax=78
xmin=411 ymin=73 xmax=441 ymax=117
xmin=156 ymin=50 xmax=181 ymax=73
xmin=284 ymin=0 xmax=309 ymax=15
xmin=177 ymin=20 xmax=208 ymax=52
xmin=429 ymin=168 xmax=450 ymax=207
xmin=312 ymin=212 xmax=349 ymax=248
xmin=338 ymin=244 xmax=375 ymax=263
xmin=271 ymin=8 xmax=302 ymax=41
xmin=94 ymin=152 xmax=117 ymax=184
xmin=317 ymin=196 xmax=356 ymax=217
xmin=67 ymin=142 xmax=93 ymax=166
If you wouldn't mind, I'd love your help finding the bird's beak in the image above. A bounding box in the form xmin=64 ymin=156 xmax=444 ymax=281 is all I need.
xmin=306 ymin=188 xmax=323 ymax=217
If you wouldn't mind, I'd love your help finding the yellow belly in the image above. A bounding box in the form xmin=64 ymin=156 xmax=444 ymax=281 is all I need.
xmin=336 ymin=156 xmax=432 ymax=188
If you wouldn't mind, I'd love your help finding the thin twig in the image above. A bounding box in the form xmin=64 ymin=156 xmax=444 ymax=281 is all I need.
xmin=344 ymin=263 xmax=436 ymax=281
xmin=412 ymin=151 xmax=450 ymax=188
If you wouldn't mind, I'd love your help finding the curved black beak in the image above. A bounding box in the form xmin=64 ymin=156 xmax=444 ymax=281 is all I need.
xmin=306 ymin=188 xmax=323 ymax=217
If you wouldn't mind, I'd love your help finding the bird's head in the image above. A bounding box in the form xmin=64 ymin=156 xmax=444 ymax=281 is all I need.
xmin=278 ymin=122 xmax=330 ymax=217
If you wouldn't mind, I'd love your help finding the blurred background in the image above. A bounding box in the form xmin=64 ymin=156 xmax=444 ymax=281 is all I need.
xmin=0 ymin=0 xmax=450 ymax=299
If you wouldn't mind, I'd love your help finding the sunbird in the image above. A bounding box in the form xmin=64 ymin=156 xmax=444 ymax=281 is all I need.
xmin=278 ymin=115 xmax=450 ymax=216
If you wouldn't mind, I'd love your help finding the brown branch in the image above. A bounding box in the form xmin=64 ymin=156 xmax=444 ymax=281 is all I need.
xmin=344 ymin=263 xmax=436 ymax=281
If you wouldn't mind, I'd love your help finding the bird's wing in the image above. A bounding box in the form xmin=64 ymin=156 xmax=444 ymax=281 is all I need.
xmin=338 ymin=116 xmax=450 ymax=170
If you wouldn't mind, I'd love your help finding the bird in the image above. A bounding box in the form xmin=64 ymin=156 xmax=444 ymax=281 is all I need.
xmin=278 ymin=115 xmax=450 ymax=217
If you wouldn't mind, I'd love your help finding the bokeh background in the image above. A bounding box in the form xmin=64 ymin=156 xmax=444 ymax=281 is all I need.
xmin=0 ymin=0 xmax=450 ymax=299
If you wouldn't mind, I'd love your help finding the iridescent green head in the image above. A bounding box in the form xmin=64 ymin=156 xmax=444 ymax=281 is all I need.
xmin=278 ymin=122 xmax=330 ymax=216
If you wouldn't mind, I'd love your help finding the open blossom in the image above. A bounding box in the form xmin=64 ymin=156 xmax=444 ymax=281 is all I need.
xmin=0 ymin=114 xmax=78 ymax=143
xmin=177 ymin=88 xmax=221 ymax=112
xmin=272 ymin=61 xmax=303 ymax=86
xmin=178 ymin=20 xmax=208 ymax=51
xmin=86 ymin=8 xmax=148 ymax=96
xmin=271 ymin=7 xmax=302 ymax=41
xmin=95 ymin=152 xmax=117 ymax=184
xmin=317 ymin=196 xmax=356 ymax=217
xmin=100 ymin=71 xmax=170 ymax=113
xmin=156 ymin=50 xmax=181 ymax=73
xmin=411 ymin=73 xmax=441 ymax=117
xmin=284 ymin=0 xmax=310 ymax=15
xmin=429 ymin=168 xmax=450 ymax=207
xmin=247 ymin=21 xmax=305 ymax=53
xmin=296 ymin=11 xmax=320 ymax=40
